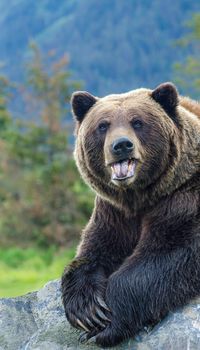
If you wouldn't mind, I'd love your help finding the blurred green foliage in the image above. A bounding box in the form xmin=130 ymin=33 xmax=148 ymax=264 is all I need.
xmin=173 ymin=13 xmax=200 ymax=98
xmin=0 ymin=44 xmax=94 ymax=251
xmin=0 ymin=246 xmax=76 ymax=297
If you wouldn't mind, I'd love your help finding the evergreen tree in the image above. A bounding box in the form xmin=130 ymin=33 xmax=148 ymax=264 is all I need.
xmin=0 ymin=45 xmax=94 ymax=247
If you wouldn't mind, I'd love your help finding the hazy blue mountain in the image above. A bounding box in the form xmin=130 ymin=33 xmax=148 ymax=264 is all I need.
xmin=0 ymin=0 xmax=199 ymax=114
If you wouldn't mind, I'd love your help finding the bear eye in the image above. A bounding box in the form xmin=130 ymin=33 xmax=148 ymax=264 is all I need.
xmin=131 ymin=119 xmax=143 ymax=130
xmin=98 ymin=121 xmax=109 ymax=133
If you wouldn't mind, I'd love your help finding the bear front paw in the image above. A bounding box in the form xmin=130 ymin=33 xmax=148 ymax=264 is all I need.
xmin=65 ymin=290 xmax=111 ymax=332
xmin=79 ymin=272 xmax=134 ymax=347
xmin=61 ymin=260 xmax=111 ymax=333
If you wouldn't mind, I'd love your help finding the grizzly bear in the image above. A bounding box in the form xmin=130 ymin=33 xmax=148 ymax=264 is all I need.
xmin=61 ymin=82 xmax=200 ymax=347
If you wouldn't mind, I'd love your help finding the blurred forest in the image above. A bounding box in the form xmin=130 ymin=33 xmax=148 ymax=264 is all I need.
xmin=0 ymin=3 xmax=199 ymax=297
xmin=0 ymin=44 xmax=94 ymax=296
xmin=174 ymin=13 xmax=200 ymax=98
xmin=0 ymin=44 xmax=94 ymax=249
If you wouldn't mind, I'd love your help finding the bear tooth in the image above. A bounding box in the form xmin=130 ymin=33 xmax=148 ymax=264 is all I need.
xmin=128 ymin=161 xmax=135 ymax=177
xmin=121 ymin=161 xmax=129 ymax=177
xmin=113 ymin=163 xmax=121 ymax=177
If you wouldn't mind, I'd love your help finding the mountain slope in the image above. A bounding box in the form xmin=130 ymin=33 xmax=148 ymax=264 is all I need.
xmin=0 ymin=0 xmax=199 ymax=104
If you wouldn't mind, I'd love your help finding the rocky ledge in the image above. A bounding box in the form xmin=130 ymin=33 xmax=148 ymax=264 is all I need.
xmin=0 ymin=280 xmax=200 ymax=350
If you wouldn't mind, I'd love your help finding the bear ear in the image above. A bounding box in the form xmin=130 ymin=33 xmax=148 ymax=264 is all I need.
xmin=151 ymin=82 xmax=178 ymax=115
xmin=71 ymin=91 xmax=97 ymax=122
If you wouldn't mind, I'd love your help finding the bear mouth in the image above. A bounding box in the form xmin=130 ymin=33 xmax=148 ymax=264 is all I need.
xmin=110 ymin=159 xmax=136 ymax=181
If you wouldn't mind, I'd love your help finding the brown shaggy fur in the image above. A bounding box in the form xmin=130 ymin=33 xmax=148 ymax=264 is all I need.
xmin=180 ymin=95 xmax=200 ymax=118
xmin=62 ymin=83 xmax=200 ymax=347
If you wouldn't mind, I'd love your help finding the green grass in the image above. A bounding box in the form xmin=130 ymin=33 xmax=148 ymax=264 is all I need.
xmin=0 ymin=246 xmax=76 ymax=298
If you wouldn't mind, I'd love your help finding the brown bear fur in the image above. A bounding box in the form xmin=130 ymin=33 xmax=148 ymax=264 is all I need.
xmin=62 ymin=83 xmax=200 ymax=347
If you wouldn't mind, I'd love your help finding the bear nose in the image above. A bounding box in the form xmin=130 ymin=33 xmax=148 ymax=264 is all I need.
xmin=112 ymin=137 xmax=134 ymax=156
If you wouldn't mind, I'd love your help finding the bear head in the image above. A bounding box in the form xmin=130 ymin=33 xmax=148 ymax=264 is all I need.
xmin=71 ymin=83 xmax=199 ymax=209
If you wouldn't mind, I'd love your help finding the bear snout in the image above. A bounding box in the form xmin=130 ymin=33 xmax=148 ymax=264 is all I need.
xmin=111 ymin=137 xmax=134 ymax=157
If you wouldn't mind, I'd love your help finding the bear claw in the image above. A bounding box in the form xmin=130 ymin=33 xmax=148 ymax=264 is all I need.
xmin=96 ymin=307 xmax=111 ymax=322
xmin=76 ymin=318 xmax=89 ymax=332
xmin=96 ymin=296 xmax=111 ymax=312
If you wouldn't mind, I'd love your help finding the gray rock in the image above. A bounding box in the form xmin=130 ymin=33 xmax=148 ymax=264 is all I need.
xmin=0 ymin=280 xmax=200 ymax=350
